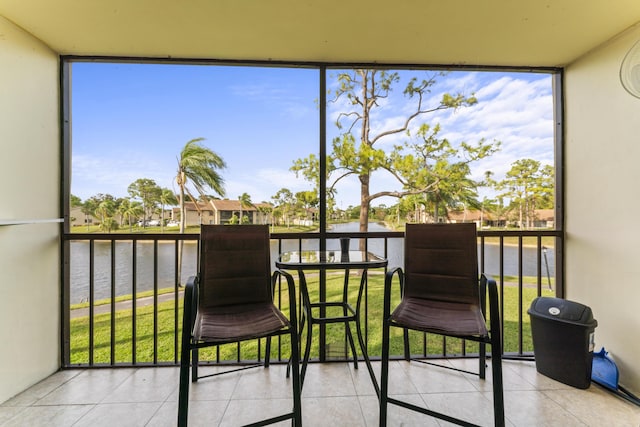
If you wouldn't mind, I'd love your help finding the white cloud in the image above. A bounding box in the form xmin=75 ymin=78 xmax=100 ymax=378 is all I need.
xmin=72 ymin=153 xmax=174 ymax=200
xmin=224 ymin=167 xmax=313 ymax=203
xmin=322 ymin=71 xmax=555 ymax=204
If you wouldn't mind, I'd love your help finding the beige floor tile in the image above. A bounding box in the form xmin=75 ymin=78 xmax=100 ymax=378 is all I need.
xmin=300 ymin=362 xmax=357 ymax=397
xmin=360 ymin=394 xmax=440 ymax=427
xmin=155 ymin=399 xmax=228 ymax=427
xmin=181 ymin=366 xmax=243 ymax=402
xmin=2 ymin=361 xmax=636 ymax=427
xmin=0 ymin=406 xmax=27 ymax=425
xmin=503 ymin=360 xmax=575 ymax=391
xmin=301 ymin=396 xmax=366 ymax=427
xmin=1 ymin=404 xmax=93 ymax=427
xmin=348 ymin=360 xmax=381 ymax=396
xmin=422 ymin=391 xmax=509 ymax=427
xmin=72 ymin=402 xmax=162 ymax=427
xmin=449 ymin=357 xmax=536 ymax=392
xmin=101 ymin=367 xmax=178 ymax=403
xmin=145 ymin=401 xmax=180 ymax=427
xmin=544 ymin=386 xmax=640 ymax=427
xmin=35 ymin=369 xmax=135 ymax=406
xmin=231 ymin=364 xmax=295 ymax=400
xmin=379 ymin=361 xmax=421 ymax=395
xmin=401 ymin=360 xmax=478 ymax=394
xmin=0 ymin=370 xmax=83 ymax=407
xmin=221 ymin=398 xmax=294 ymax=427
xmin=504 ymin=390 xmax=585 ymax=427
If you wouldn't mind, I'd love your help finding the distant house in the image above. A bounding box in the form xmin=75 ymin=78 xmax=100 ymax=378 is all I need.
xmin=446 ymin=209 xmax=505 ymax=228
xmin=171 ymin=199 xmax=273 ymax=226
xmin=70 ymin=206 xmax=169 ymax=228
xmin=292 ymin=207 xmax=318 ymax=226
xmin=447 ymin=209 xmax=483 ymax=224
xmin=531 ymin=209 xmax=555 ymax=228
xmin=171 ymin=202 xmax=211 ymax=226
xmin=447 ymin=208 xmax=553 ymax=229
xmin=69 ymin=206 xmax=97 ymax=227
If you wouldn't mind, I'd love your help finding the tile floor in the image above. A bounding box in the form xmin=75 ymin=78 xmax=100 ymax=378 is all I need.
xmin=1 ymin=359 xmax=639 ymax=426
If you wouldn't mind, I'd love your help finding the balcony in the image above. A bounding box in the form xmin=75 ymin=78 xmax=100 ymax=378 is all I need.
xmin=2 ymin=360 xmax=639 ymax=425
xmin=1 ymin=230 xmax=631 ymax=424
xmin=3 ymin=0 xmax=640 ymax=419
xmin=61 ymin=230 xmax=561 ymax=367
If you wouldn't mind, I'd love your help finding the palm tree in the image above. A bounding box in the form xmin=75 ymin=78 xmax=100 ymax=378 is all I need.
xmin=121 ymin=200 xmax=143 ymax=232
xmin=95 ymin=199 xmax=116 ymax=233
xmin=176 ymin=138 xmax=226 ymax=233
xmin=80 ymin=197 xmax=99 ymax=231
xmin=238 ymin=192 xmax=253 ymax=224
xmin=159 ymin=188 xmax=178 ymax=233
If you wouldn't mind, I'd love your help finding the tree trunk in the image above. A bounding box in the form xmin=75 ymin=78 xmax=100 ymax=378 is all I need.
xmin=178 ymin=187 xmax=185 ymax=286
xmin=358 ymin=173 xmax=370 ymax=251
xmin=519 ymin=203 xmax=524 ymax=230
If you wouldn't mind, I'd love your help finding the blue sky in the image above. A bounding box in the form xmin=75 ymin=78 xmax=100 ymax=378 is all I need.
xmin=71 ymin=63 xmax=554 ymax=208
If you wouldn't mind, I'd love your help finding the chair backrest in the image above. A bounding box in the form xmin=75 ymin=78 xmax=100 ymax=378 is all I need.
xmin=404 ymin=223 xmax=479 ymax=305
xmin=199 ymin=224 xmax=272 ymax=308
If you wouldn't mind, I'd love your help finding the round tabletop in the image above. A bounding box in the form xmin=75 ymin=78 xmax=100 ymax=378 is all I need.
xmin=276 ymin=250 xmax=388 ymax=270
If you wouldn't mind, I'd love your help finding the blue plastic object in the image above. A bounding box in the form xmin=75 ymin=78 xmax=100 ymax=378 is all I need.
xmin=591 ymin=347 xmax=640 ymax=407
xmin=591 ymin=348 xmax=619 ymax=391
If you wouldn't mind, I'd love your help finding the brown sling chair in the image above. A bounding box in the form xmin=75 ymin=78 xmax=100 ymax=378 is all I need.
xmin=178 ymin=225 xmax=302 ymax=426
xmin=379 ymin=223 xmax=505 ymax=426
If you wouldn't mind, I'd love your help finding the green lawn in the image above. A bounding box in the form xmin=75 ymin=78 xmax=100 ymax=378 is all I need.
xmin=69 ymin=274 xmax=554 ymax=365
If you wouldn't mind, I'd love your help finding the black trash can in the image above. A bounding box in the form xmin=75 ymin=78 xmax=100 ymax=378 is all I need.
xmin=528 ymin=297 xmax=598 ymax=389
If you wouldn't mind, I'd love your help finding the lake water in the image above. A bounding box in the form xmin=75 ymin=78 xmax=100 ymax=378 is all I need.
xmin=69 ymin=222 xmax=555 ymax=304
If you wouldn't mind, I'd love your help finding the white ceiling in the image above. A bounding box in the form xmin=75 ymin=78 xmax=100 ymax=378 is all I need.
xmin=1 ymin=0 xmax=640 ymax=67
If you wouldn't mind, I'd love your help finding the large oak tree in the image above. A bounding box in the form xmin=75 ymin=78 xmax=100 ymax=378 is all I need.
xmin=292 ymin=69 xmax=500 ymax=233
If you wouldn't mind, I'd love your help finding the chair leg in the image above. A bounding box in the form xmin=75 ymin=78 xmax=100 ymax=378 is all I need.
xmin=403 ymin=328 xmax=410 ymax=361
xmin=289 ymin=328 xmax=302 ymax=427
xmin=287 ymin=313 xmax=306 ymax=379
xmin=491 ymin=336 xmax=505 ymax=427
xmin=379 ymin=319 xmax=391 ymax=427
xmin=178 ymin=343 xmax=191 ymax=426
xmin=300 ymin=319 xmax=313 ymax=389
xmin=265 ymin=336 xmax=272 ymax=368
xmin=191 ymin=347 xmax=199 ymax=382
xmin=479 ymin=342 xmax=486 ymax=379
xmin=355 ymin=313 xmax=380 ymax=398
xmin=344 ymin=322 xmax=359 ymax=370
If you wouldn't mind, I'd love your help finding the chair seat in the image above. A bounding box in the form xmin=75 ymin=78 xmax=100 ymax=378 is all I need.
xmin=390 ymin=296 xmax=488 ymax=337
xmin=193 ymin=302 xmax=290 ymax=342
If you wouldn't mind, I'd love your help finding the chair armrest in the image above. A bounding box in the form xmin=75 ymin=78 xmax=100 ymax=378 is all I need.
xmin=481 ymin=273 xmax=502 ymax=348
xmin=182 ymin=276 xmax=198 ymax=340
xmin=272 ymin=270 xmax=298 ymax=331
xmin=383 ymin=267 xmax=404 ymax=319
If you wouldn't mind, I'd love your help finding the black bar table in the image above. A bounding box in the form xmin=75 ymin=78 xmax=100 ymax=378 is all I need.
xmin=276 ymin=249 xmax=387 ymax=396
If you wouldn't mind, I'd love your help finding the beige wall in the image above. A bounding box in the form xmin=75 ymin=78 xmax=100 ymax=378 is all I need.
xmin=0 ymin=17 xmax=61 ymax=403
xmin=565 ymin=25 xmax=640 ymax=394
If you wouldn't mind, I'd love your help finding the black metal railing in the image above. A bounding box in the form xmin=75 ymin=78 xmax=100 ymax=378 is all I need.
xmin=62 ymin=229 xmax=563 ymax=367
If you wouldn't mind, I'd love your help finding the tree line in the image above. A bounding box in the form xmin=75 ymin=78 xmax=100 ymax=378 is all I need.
xmin=72 ymin=154 xmax=552 ymax=233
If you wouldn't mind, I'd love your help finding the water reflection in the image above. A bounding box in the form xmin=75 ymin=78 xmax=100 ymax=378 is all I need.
xmin=70 ymin=241 xmax=198 ymax=304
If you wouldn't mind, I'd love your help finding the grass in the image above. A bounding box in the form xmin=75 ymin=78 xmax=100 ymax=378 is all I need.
xmin=70 ymin=288 xmax=177 ymax=310
xmin=482 ymin=235 xmax=557 ymax=248
xmin=69 ymin=273 xmax=554 ymax=365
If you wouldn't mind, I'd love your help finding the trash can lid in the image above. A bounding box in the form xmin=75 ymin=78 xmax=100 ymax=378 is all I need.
xmin=527 ymin=297 xmax=598 ymax=327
